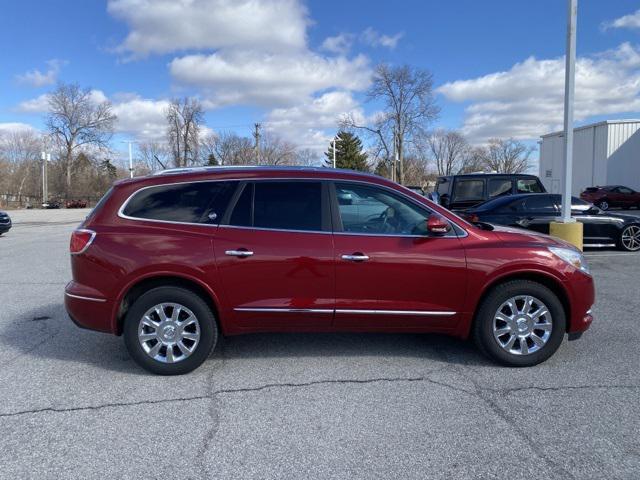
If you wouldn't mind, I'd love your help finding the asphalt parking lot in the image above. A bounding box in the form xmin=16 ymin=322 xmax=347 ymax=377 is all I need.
xmin=0 ymin=209 xmax=638 ymax=480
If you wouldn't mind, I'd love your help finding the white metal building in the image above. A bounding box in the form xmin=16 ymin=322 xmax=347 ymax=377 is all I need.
xmin=539 ymin=119 xmax=640 ymax=195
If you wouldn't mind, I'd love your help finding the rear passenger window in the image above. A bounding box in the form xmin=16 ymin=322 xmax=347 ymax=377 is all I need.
xmin=524 ymin=196 xmax=557 ymax=212
xmin=453 ymin=180 xmax=484 ymax=202
xmin=488 ymin=179 xmax=512 ymax=198
xmin=254 ymin=182 xmax=322 ymax=231
xmin=227 ymin=181 xmax=323 ymax=231
xmin=122 ymin=181 xmax=237 ymax=224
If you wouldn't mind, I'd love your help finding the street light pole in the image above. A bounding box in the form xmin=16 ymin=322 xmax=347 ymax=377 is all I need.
xmin=122 ymin=140 xmax=136 ymax=178
xmin=332 ymin=137 xmax=337 ymax=168
xmin=40 ymin=151 xmax=49 ymax=204
xmin=561 ymin=0 xmax=577 ymax=222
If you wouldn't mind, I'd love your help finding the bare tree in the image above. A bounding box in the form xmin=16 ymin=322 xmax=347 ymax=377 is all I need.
xmin=46 ymin=83 xmax=116 ymax=194
xmin=294 ymin=148 xmax=321 ymax=166
xmin=343 ymin=64 xmax=439 ymax=184
xmin=210 ymin=131 xmax=255 ymax=165
xmin=0 ymin=129 xmax=42 ymax=204
xmin=482 ymin=138 xmax=533 ymax=174
xmin=199 ymin=132 xmax=219 ymax=165
xmin=419 ymin=129 xmax=469 ymax=176
xmin=458 ymin=146 xmax=488 ymax=174
xmin=259 ymin=132 xmax=296 ymax=165
xmin=166 ymin=97 xmax=204 ymax=167
xmin=137 ymin=141 xmax=169 ymax=172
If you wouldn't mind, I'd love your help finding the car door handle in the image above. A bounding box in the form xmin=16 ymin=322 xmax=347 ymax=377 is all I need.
xmin=225 ymin=249 xmax=254 ymax=257
xmin=341 ymin=253 xmax=370 ymax=262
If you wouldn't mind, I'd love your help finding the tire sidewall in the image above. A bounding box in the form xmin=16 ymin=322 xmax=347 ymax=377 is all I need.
xmin=619 ymin=225 xmax=640 ymax=252
xmin=123 ymin=286 xmax=217 ymax=375
xmin=474 ymin=281 xmax=566 ymax=367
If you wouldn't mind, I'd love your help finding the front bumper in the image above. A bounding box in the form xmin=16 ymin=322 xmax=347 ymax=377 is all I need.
xmin=64 ymin=281 xmax=113 ymax=333
xmin=564 ymin=270 xmax=595 ymax=336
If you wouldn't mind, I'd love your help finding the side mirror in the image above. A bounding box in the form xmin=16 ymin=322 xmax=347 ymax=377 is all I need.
xmin=427 ymin=214 xmax=451 ymax=235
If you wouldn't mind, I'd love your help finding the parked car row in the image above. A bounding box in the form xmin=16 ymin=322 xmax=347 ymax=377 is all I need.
xmin=461 ymin=194 xmax=640 ymax=252
xmin=579 ymin=185 xmax=640 ymax=211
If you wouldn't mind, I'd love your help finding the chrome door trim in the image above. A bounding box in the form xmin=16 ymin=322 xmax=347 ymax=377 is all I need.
xmin=225 ymin=250 xmax=254 ymax=257
xmin=233 ymin=307 xmax=456 ymax=316
xmin=234 ymin=307 xmax=333 ymax=314
xmin=341 ymin=254 xmax=370 ymax=261
xmin=335 ymin=309 xmax=456 ymax=316
xmin=65 ymin=292 xmax=107 ymax=303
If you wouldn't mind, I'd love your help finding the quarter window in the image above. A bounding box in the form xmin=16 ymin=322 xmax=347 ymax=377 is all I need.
xmin=517 ymin=179 xmax=543 ymax=193
xmin=335 ymin=183 xmax=430 ymax=235
xmin=122 ymin=181 xmax=237 ymax=224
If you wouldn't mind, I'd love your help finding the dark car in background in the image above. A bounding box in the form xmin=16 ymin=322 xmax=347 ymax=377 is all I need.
xmin=0 ymin=210 xmax=11 ymax=235
xmin=463 ymin=193 xmax=640 ymax=251
xmin=580 ymin=185 xmax=640 ymax=211
xmin=42 ymin=200 xmax=61 ymax=209
xmin=66 ymin=199 xmax=88 ymax=209
xmin=432 ymin=173 xmax=546 ymax=211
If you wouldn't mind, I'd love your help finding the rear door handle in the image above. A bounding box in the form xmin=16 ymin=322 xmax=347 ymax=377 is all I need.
xmin=225 ymin=249 xmax=254 ymax=257
xmin=341 ymin=253 xmax=370 ymax=262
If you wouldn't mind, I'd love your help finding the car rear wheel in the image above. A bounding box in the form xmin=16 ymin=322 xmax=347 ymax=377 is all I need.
xmin=472 ymin=280 xmax=565 ymax=367
xmin=597 ymin=200 xmax=609 ymax=210
xmin=619 ymin=225 xmax=640 ymax=252
xmin=124 ymin=286 xmax=218 ymax=375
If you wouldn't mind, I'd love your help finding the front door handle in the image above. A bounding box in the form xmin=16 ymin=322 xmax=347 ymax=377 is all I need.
xmin=341 ymin=253 xmax=370 ymax=262
xmin=225 ymin=249 xmax=254 ymax=257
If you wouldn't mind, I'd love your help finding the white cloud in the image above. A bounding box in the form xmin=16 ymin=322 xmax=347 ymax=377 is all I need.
xmin=438 ymin=43 xmax=640 ymax=143
xmin=603 ymin=9 xmax=640 ymax=30
xmin=321 ymin=33 xmax=354 ymax=55
xmin=170 ymin=51 xmax=371 ymax=107
xmin=266 ymin=91 xmax=366 ymax=151
xmin=360 ymin=27 xmax=403 ymax=49
xmin=16 ymin=59 xmax=66 ymax=88
xmin=0 ymin=122 xmax=39 ymax=135
xmin=111 ymin=96 xmax=170 ymax=141
xmin=16 ymin=90 xmax=169 ymax=142
xmin=107 ymin=0 xmax=308 ymax=58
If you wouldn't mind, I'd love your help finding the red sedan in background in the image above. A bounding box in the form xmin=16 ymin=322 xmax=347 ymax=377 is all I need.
xmin=580 ymin=185 xmax=640 ymax=211
xmin=65 ymin=166 xmax=594 ymax=374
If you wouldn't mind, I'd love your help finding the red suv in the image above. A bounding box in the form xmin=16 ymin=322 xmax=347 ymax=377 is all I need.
xmin=65 ymin=167 xmax=594 ymax=374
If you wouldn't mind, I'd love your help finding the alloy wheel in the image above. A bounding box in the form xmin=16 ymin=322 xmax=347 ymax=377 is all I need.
xmin=137 ymin=303 xmax=201 ymax=363
xmin=492 ymin=295 xmax=552 ymax=355
xmin=598 ymin=200 xmax=609 ymax=210
xmin=621 ymin=225 xmax=640 ymax=251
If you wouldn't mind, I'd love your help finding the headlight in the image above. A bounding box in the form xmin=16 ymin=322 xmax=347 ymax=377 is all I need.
xmin=548 ymin=246 xmax=590 ymax=275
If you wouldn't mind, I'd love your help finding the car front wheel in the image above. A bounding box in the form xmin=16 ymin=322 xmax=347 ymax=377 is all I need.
xmin=473 ymin=280 xmax=566 ymax=367
xmin=619 ymin=225 xmax=640 ymax=252
xmin=123 ymin=286 xmax=218 ymax=375
xmin=597 ymin=200 xmax=609 ymax=210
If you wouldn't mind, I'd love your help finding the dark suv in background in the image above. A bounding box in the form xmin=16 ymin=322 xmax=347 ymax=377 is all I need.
xmin=432 ymin=173 xmax=546 ymax=211
xmin=0 ymin=210 xmax=11 ymax=235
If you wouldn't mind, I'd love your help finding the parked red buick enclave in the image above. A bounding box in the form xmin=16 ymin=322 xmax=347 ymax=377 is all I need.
xmin=65 ymin=167 xmax=594 ymax=374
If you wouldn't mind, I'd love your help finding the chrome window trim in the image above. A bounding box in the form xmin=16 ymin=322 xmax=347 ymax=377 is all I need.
xmin=65 ymin=292 xmax=107 ymax=303
xmin=116 ymin=176 xmax=469 ymax=237
xmin=70 ymin=229 xmax=96 ymax=255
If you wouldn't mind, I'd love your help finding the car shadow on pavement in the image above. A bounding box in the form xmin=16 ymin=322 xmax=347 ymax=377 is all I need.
xmin=5 ymin=303 xmax=492 ymax=374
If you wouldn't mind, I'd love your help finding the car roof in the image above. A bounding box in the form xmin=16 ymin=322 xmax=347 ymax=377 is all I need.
xmin=113 ymin=165 xmax=402 ymax=190
xmin=437 ymin=173 xmax=539 ymax=180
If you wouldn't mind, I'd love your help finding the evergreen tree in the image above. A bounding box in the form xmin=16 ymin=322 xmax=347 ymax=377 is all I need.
xmin=324 ymin=131 xmax=369 ymax=171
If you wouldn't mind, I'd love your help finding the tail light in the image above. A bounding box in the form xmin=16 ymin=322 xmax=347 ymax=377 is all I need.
xmin=70 ymin=229 xmax=96 ymax=254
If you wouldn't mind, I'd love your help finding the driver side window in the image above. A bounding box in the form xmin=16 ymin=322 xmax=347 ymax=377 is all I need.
xmin=334 ymin=183 xmax=429 ymax=235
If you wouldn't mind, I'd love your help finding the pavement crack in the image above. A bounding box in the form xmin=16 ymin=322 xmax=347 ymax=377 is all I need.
xmin=497 ymin=384 xmax=640 ymax=395
xmin=0 ymin=375 xmax=429 ymax=420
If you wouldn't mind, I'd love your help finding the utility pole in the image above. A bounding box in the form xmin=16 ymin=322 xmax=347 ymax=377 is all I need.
xmin=122 ymin=140 xmax=136 ymax=178
xmin=561 ymin=0 xmax=577 ymax=222
xmin=40 ymin=151 xmax=50 ymax=205
xmin=550 ymin=0 xmax=582 ymax=249
xmin=253 ymin=123 xmax=261 ymax=164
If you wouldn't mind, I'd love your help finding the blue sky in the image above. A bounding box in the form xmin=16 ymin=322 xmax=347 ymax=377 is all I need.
xmin=2 ymin=0 xmax=640 ymax=163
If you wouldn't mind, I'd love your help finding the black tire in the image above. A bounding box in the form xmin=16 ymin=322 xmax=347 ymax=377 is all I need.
xmin=597 ymin=200 xmax=609 ymax=211
xmin=123 ymin=286 xmax=218 ymax=375
xmin=472 ymin=280 xmax=566 ymax=367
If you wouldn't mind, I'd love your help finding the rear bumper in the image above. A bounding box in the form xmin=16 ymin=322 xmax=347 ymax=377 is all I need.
xmin=64 ymin=281 xmax=114 ymax=333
